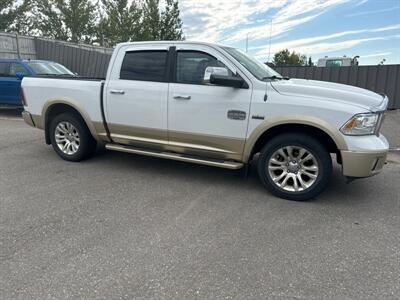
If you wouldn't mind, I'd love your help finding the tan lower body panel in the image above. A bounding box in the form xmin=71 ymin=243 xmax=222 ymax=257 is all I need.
xmin=21 ymin=112 xmax=44 ymax=129
xmin=22 ymin=111 xmax=35 ymax=127
xmin=108 ymin=123 xmax=168 ymax=143
xmin=93 ymin=121 xmax=111 ymax=142
xmin=107 ymin=123 xmax=245 ymax=161
xmin=341 ymin=150 xmax=387 ymax=177
xmin=32 ymin=115 xmax=44 ymax=129
xmin=168 ymin=130 xmax=245 ymax=161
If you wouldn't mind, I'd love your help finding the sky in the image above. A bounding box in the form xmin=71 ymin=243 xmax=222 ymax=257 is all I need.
xmin=177 ymin=0 xmax=400 ymax=65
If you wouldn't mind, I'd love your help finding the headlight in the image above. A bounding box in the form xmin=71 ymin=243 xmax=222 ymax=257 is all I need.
xmin=340 ymin=113 xmax=379 ymax=135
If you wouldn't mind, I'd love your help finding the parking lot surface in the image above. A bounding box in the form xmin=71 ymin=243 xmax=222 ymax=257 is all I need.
xmin=0 ymin=110 xmax=399 ymax=299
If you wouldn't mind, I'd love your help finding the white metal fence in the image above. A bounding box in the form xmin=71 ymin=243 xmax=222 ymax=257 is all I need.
xmin=0 ymin=32 xmax=36 ymax=59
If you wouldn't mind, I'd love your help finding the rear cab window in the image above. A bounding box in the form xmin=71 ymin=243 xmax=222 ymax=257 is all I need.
xmin=120 ymin=51 xmax=168 ymax=82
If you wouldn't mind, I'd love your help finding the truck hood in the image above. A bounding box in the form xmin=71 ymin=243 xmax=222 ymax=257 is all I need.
xmin=271 ymin=79 xmax=386 ymax=112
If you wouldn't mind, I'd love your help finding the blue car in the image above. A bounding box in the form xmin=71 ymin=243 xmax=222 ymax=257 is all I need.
xmin=0 ymin=59 xmax=76 ymax=107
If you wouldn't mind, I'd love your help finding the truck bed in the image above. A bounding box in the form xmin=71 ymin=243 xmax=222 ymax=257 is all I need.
xmin=21 ymin=76 xmax=105 ymax=129
xmin=32 ymin=75 xmax=105 ymax=81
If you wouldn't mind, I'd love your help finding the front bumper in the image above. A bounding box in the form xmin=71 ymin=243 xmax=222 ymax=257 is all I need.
xmin=340 ymin=129 xmax=389 ymax=177
xmin=341 ymin=149 xmax=387 ymax=177
xmin=22 ymin=111 xmax=35 ymax=127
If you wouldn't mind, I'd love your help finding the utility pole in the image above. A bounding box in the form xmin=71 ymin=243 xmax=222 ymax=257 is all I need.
xmin=246 ymin=33 xmax=248 ymax=53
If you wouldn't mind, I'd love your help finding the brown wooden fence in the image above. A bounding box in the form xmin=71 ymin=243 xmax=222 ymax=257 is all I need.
xmin=274 ymin=65 xmax=400 ymax=109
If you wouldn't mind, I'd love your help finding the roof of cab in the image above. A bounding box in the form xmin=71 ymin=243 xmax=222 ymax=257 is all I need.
xmin=115 ymin=40 xmax=230 ymax=49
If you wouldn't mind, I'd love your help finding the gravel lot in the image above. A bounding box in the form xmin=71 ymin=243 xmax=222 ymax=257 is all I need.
xmin=0 ymin=110 xmax=399 ymax=299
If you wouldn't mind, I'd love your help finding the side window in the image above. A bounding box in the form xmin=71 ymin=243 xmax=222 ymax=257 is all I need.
xmin=9 ymin=63 xmax=27 ymax=76
xmin=176 ymin=51 xmax=231 ymax=85
xmin=120 ymin=51 xmax=168 ymax=82
xmin=0 ymin=63 xmax=10 ymax=76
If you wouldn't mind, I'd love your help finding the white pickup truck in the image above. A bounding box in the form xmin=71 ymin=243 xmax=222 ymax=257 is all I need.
xmin=21 ymin=41 xmax=389 ymax=201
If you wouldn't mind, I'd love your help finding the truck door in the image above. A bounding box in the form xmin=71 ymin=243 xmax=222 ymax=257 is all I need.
xmin=167 ymin=45 xmax=252 ymax=161
xmin=105 ymin=45 xmax=170 ymax=150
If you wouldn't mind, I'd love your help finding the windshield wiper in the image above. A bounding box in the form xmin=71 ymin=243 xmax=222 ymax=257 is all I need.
xmin=37 ymin=73 xmax=75 ymax=77
xmin=262 ymin=75 xmax=290 ymax=102
xmin=261 ymin=75 xmax=290 ymax=81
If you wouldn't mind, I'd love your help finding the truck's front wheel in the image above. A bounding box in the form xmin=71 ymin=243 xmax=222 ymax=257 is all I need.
xmin=49 ymin=113 xmax=96 ymax=162
xmin=257 ymin=133 xmax=332 ymax=201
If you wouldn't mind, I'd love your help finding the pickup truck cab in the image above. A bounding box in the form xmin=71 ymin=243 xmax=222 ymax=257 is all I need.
xmin=21 ymin=41 xmax=389 ymax=200
xmin=0 ymin=59 xmax=75 ymax=107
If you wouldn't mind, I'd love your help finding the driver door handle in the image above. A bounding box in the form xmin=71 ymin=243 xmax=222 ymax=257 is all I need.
xmin=173 ymin=95 xmax=191 ymax=100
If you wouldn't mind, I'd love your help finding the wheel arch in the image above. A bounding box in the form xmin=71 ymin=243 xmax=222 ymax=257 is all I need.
xmin=42 ymin=99 xmax=99 ymax=144
xmin=243 ymin=115 xmax=348 ymax=162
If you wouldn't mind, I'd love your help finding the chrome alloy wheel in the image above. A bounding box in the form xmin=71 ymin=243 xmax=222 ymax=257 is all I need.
xmin=55 ymin=121 xmax=80 ymax=155
xmin=267 ymin=146 xmax=319 ymax=192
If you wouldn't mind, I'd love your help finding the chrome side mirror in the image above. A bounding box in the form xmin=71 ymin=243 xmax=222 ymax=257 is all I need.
xmin=203 ymin=66 xmax=229 ymax=83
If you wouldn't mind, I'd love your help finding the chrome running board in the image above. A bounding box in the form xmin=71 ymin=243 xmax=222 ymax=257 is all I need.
xmin=105 ymin=143 xmax=244 ymax=170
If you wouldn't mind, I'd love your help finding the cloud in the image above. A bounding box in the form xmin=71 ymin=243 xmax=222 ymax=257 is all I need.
xmin=353 ymin=0 xmax=368 ymax=7
xmin=224 ymin=11 xmax=323 ymax=43
xmin=180 ymin=0 xmax=351 ymax=42
xmin=253 ymin=25 xmax=400 ymax=57
xmin=281 ymin=36 xmax=398 ymax=55
xmin=255 ymin=35 xmax=400 ymax=58
xmin=372 ymin=24 xmax=400 ymax=32
xmin=360 ymin=52 xmax=392 ymax=58
xmin=180 ymin=0 xmax=287 ymax=42
xmin=346 ymin=6 xmax=399 ymax=17
xmin=178 ymin=0 xmax=399 ymax=63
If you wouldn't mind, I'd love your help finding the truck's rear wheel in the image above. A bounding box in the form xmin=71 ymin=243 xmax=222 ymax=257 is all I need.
xmin=49 ymin=113 xmax=96 ymax=161
xmin=257 ymin=133 xmax=332 ymax=201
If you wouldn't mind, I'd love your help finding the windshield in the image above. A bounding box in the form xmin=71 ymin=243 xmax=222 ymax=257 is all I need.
xmin=28 ymin=62 xmax=75 ymax=76
xmin=222 ymin=47 xmax=281 ymax=81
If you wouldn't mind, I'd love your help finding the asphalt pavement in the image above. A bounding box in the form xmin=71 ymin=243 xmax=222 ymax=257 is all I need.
xmin=0 ymin=110 xmax=399 ymax=299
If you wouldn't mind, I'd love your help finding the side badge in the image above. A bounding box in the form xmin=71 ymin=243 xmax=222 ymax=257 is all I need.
xmin=227 ymin=110 xmax=246 ymax=120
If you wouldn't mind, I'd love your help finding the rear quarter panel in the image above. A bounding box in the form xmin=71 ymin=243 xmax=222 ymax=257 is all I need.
xmin=22 ymin=77 xmax=103 ymax=130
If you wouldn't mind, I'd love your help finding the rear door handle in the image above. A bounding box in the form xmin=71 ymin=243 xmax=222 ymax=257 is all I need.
xmin=110 ymin=89 xmax=125 ymax=95
xmin=173 ymin=95 xmax=191 ymax=100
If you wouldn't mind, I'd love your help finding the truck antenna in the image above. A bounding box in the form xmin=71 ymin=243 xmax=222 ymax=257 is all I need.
xmin=267 ymin=18 xmax=273 ymax=62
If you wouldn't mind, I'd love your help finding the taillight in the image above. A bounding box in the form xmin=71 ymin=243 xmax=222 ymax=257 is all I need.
xmin=20 ymin=87 xmax=27 ymax=106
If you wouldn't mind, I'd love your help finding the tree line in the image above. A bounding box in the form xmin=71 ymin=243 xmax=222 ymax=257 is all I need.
xmin=0 ymin=0 xmax=184 ymax=47
xmin=272 ymin=49 xmax=314 ymax=66
xmin=1 ymin=1 xmax=312 ymax=65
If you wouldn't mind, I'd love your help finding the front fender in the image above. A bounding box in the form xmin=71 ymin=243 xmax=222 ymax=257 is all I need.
xmin=242 ymin=115 xmax=348 ymax=162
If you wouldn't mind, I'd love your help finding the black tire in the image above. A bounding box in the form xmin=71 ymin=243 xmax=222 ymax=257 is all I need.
xmin=49 ymin=113 xmax=97 ymax=162
xmin=257 ymin=133 xmax=332 ymax=201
